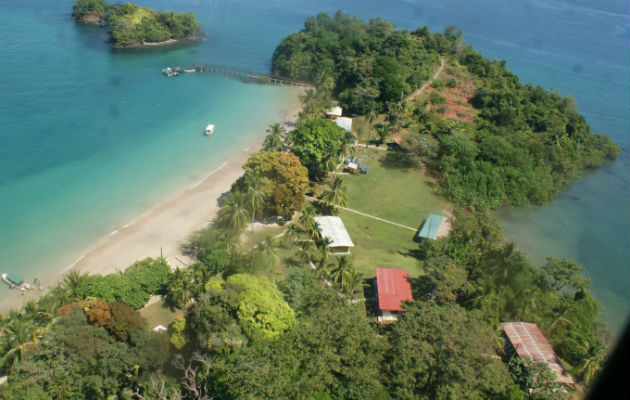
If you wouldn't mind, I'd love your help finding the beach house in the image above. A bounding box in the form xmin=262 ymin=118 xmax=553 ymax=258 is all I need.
xmin=375 ymin=268 xmax=413 ymax=322
xmin=501 ymin=322 xmax=574 ymax=385
xmin=314 ymin=216 xmax=354 ymax=255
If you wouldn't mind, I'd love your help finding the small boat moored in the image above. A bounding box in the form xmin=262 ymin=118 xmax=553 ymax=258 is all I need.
xmin=205 ymin=124 xmax=215 ymax=136
xmin=2 ymin=273 xmax=32 ymax=291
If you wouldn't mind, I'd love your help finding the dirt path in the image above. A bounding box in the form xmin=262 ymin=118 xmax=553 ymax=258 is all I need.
xmin=406 ymin=54 xmax=445 ymax=101
xmin=305 ymin=196 xmax=416 ymax=232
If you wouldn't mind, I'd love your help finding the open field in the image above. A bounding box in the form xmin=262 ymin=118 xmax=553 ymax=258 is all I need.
xmin=333 ymin=149 xmax=450 ymax=278
xmin=342 ymin=149 xmax=448 ymax=226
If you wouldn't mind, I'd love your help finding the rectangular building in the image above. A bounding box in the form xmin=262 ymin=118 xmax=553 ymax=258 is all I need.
xmin=314 ymin=216 xmax=355 ymax=255
xmin=375 ymin=268 xmax=413 ymax=322
xmin=501 ymin=322 xmax=574 ymax=385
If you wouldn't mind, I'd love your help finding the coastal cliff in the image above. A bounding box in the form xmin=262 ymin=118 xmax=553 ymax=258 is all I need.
xmin=72 ymin=0 xmax=201 ymax=48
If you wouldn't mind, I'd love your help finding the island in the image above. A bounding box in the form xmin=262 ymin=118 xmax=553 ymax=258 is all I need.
xmin=71 ymin=0 xmax=201 ymax=48
xmin=0 ymin=11 xmax=620 ymax=400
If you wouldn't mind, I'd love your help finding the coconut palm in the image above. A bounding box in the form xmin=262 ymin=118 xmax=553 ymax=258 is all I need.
xmin=317 ymin=236 xmax=333 ymax=264
xmin=366 ymin=109 xmax=377 ymax=147
xmin=220 ymin=192 xmax=251 ymax=232
xmin=62 ymin=269 xmax=90 ymax=300
xmin=283 ymin=223 xmax=301 ymax=245
xmin=320 ymin=176 xmax=348 ymax=210
xmin=343 ymin=267 xmax=365 ymax=296
xmin=329 ymin=256 xmax=354 ymax=290
xmin=245 ymin=175 xmax=267 ymax=232
xmin=0 ymin=318 xmax=38 ymax=368
xmin=298 ymin=205 xmax=316 ymax=231
xmin=258 ymin=234 xmax=282 ymax=267
xmin=263 ymin=123 xmax=286 ymax=151
xmin=574 ymin=336 xmax=606 ymax=385
xmin=168 ymin=268 xmax=194 ymax=308
xmin=296 ymin=241 xmax=314 ymax=267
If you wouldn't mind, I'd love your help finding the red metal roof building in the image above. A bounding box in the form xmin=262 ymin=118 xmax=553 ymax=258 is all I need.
xmin=501 ymin=322 xmax=574 ymax=385
xmin=375 ymin=268 xmax=413 ymax=320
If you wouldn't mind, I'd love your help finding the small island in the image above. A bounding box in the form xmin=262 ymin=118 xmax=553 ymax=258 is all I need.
xmin=72 ymin=0 xmax=201 ymax=48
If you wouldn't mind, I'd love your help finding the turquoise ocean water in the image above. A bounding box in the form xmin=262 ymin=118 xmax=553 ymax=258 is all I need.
xmin=1 ymin=0 xmax=628 ymax=332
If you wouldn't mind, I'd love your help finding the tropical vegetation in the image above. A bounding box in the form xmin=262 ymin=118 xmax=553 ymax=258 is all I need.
xmin=72 ymin=0 xmax=201 ymax=47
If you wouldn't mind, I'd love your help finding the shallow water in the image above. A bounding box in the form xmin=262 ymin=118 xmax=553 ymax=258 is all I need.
xmin=0 ymin=0 xmax=628 ymax=332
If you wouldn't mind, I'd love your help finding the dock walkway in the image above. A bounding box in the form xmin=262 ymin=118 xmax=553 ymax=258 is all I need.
xmin=163 ymin=64 xmax=313 ymax=87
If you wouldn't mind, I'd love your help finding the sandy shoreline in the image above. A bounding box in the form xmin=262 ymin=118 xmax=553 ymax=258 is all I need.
xmin=0 ymin=91 xmax=304 ymax=312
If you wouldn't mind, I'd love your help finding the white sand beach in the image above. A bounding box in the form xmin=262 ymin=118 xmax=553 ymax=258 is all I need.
xmin=0 ymin=93 xmax=304 ymax=312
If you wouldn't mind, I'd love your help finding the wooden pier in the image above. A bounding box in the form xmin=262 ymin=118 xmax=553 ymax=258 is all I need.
xmin=163 ymin=64 xmax=313 ymax=87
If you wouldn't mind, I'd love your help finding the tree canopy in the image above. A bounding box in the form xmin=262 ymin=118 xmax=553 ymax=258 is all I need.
xmin=289 ymin=118 xmax=354 ymax=179
xmin=72 ymin=0 xmax=201 ymax=47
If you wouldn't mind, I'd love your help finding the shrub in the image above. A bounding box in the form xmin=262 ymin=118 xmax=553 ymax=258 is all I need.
xmin=107 ymin=302 xmax=144 ymax=342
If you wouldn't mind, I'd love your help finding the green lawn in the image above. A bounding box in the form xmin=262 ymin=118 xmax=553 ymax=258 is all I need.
xmin=335 ymin=149 xmax=450 ymax=279
xmin=339 ymin=210 xmax=421 ymax=278
xmin=140 ymin=298 xmax=182 ymax=329
xmin=342 ymin=149 xmax=448 ymax=226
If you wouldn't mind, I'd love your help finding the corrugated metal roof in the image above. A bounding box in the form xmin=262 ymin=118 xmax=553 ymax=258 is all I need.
xmin=314 ymin=216 xmax=355 ymax=248
xmin=417 ymin=214 xmax=445 ymax=240
xmin=501 ymin=322 xmax=574 ymax=385
xmin=335 ymin=117 xmax=353 ymax=132
xmin=376 ymin=268 xmax=413 ymax=312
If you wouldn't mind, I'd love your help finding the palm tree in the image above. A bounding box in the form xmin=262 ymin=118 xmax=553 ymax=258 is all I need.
xmin=168 ymin=268 xmax=194 ymax=308
xmin=258 ymin=235 xmax=282 ymax=267
xmin=62 ymin=269 xmax=90 ymax=300
xmin=296 ymin=241 xmax=314 ymax=267
xmin=245 ymin=175 xmax=267 ymax=232
xmin=298 ymin=205 xmax=316 ymax=231
xmin=220 ymin=192 xmax=251 ymax=232
xmin=330 ymin=256 xmax=354 ymax=290
xmin=320 ymin=176 xmax=348 ymax=210
xmin=283 ymin=223 xmax=301 ymax=245
xmin=0 ymin=318 xmax=38 ymax=369
xmin=317 ymin=237 xmax=332 ymax=264
xmin=262 ymin=123 xmax=286 ymax=151
xmin=366 ymin=109 xmax=377 ymax=148
xmin=343 ymin=267 xmax=365 ymax=296
xmin=574 ymin=336 xmax=606 ymax=385
xmin=314 ymin=258 xmax=334 ymax=279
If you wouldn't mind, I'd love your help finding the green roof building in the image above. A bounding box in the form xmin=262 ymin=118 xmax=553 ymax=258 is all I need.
xmin=417 ymin=214 xmax=446 ymax=240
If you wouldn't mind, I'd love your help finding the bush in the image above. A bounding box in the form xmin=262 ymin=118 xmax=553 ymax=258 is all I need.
xmin=107 ymin=302 xmax=144 ymax=342
xmin=169 ymin=318 xmax=187 ymax=349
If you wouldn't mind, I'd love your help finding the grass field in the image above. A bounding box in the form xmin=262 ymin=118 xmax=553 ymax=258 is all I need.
xmin=335 ymin=149 xmax=450 ymax=279
xmin=140 ymin=298 xmax=181 ymax=329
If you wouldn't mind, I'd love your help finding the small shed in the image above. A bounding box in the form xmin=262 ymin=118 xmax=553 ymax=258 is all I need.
xmin=314 ymin=216 xmax=354 ymax=255
xmin=416 ymin=214 xmax=446 ymax=240
xmin=335 ymin=116 xmax=353 ymax=132
xmin=326 ymin=106 xmax=343 ymax=119
xmin=501 ymin=322 xmax=574 ymax=385
xmin=375 ymin=268 xmax=413 ymax=322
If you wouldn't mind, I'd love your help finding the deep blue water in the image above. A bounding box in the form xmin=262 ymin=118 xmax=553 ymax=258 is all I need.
xmin=0 ymin=0 xmax=628 ymax=331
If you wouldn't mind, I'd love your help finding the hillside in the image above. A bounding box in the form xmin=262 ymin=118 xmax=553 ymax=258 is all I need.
xmin=72 ymin=0 xmax=201 ymax=47
xmin=273 ymin=13 xmax=620 ymax=209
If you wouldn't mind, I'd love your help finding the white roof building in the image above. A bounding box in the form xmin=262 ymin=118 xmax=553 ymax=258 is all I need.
xmin=326 ymin=106 xmax=343 ymax=117
xmin=335 ymin=116 xmax=353 ymax=132
xmin=314 ymin=216 xmax=355 ymax=253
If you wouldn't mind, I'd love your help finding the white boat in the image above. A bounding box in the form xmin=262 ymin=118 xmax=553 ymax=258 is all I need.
xmin=205 ymin=124 xmax=215 ymax=136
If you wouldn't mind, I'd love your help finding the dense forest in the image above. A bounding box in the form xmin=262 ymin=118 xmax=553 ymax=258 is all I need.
xmin=0 ymin=11 xmax=617 ymax=400
xmin=72 ymin=0 xmax=201 ymax=47
xmin=272 ymin=12 xmax=619 ymax=208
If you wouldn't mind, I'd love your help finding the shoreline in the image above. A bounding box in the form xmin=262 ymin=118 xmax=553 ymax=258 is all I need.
xmin=0 ymin=90 xmax=304 ymax=313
